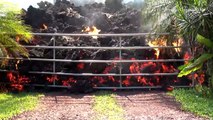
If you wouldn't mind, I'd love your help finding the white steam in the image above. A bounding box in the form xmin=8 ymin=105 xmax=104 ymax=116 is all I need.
xmin=70 ymin=0 xmax=143 ymax=6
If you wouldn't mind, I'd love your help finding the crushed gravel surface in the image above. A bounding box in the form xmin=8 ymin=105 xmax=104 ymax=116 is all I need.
xmin=116 ymin=91 xmax=207 ymax=120
xmin=11 ymin=92 xmax=95 ymax=120
xmin=11 ymin=91 xmax=208 ymax=120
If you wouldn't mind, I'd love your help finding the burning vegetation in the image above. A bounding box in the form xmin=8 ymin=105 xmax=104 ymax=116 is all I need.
xmin=0 ymin=0 xmax=198 ymax=92
xmin=82 ymin=26 xmax=101 ymax=39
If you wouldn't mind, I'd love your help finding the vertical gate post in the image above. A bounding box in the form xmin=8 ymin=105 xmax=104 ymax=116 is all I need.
xmin=188 ymin=40 xmax=195 ymax=88
xmin=53 ymin=36 xmax=56 ymax=85
xmin=119 ymin=37 xmax=122 ymax=88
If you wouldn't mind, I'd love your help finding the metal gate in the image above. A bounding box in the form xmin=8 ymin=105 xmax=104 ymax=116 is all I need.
xmin=0 ymin=33 xmax=192 ymax=89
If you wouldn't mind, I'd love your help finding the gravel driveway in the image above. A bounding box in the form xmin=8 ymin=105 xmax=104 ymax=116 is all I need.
xmin=116 ymin=91 xmax=206 ymax=120
xmin=11 ymin=91 xmax=207 ymax=120
xmin=11 ymin=92 xmax=94 ymax=120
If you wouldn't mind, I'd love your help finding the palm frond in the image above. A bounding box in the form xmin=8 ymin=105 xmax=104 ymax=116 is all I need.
xmin=0 ymin=0 xmax=32 ymax=65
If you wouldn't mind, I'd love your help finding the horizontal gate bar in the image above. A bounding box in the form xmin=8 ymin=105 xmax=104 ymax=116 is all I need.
xmin=27 ymin=84 xmax=163 ymax=89
xmin=24 ymin=84 xmax=192 ymax=89
xmin=1 ymin=32 xmax=169 ymax=36
xmin=0 ymin=69 xmax=179 ymax=76
xmin=31 ymin=32 xmax=170 ymax=37
xmin=0 ymin=57 xmax=189 ymax=63
xmin=93 ymin=86 xmax=192 ymax=89
xmin=21 ymin=45 xmax=190 ymax=49
xmin=28 ymin=71 xmax=179 ymax=76
xmin=2 ymin=45 xmax=190 ymax=49
xmin=0 ymin=70 xmax=9 ymax=72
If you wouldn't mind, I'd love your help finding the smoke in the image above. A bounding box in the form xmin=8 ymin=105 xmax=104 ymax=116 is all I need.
xmin=69 ymin=0 xmax=142 ymax=6
xmin=70 ymin=0 xmax=104 ymax=6
xmin=123 ymin=0 xmax=136 ymax=3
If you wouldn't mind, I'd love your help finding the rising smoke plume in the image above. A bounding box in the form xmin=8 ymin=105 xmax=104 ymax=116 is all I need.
xmin=69 ymin=0 xmax=143 ymax=6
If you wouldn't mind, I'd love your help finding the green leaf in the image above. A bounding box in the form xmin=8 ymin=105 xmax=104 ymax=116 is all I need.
xmin=178 ymin=54 xmax=213 ymax=77
xmin=178 ymin=63 xmax=202 ymax=77
xmin=178 ymin=62 xmax=191 ymax=70
xmin=196 ymin=34 xmax=213 ymax=48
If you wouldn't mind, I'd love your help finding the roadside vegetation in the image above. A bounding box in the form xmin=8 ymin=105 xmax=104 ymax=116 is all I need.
xmin=144 ymin=0 xmax=213 ymax=118
xmin=0 ymin=0 xmax=31 ymax=65
xmin=144 ymin=0 xmax=213 ymax=95
xmin=0 ymin=1 xmax=36 ymax=119
xmin=93 ymin=91 xmax=124 ymax=120
xmin=0 ymin=93 xmax=42 ymax=120
xmin=169 ymin=89 xmax=213 ymax=119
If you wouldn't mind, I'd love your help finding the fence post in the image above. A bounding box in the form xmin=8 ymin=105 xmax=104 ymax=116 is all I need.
xmin=119 ymin=37 xmax=122 ymax=88
xmin=53 ymin=36 xmax=56 ymax=85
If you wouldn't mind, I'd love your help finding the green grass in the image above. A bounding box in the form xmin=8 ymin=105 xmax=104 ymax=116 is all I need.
xmin=169 ymin=88 xmax=213 ymax=119
xmin=93 ymin=91 xmax=124 ymax=120
xmin=0 ymin=92 xmax=43 ymax=120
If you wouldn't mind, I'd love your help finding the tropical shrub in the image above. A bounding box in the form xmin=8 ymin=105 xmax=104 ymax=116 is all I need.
xmin=0 ymin=0 xmax=31 ymax=65
xmin=143 ymin=0 xmax=213 ymax=94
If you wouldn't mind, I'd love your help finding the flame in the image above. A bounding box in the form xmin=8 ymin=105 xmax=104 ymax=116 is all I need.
xmin=82 ymin=26 xmax=101 ymax=39
xmin=42 ymin=24 xmax=48 ymax=30
xmin=172 ymin=38 xmax=184 ymax=53
xmin=148 ymin=41 xmax=160 ymax=59
xmin=16 ymin=36 xmax=20 ymax=42
xmin=15 ymin=60 xmax=20 ymax=70
xmin=148 ymin=38 xmax=167 ymax=59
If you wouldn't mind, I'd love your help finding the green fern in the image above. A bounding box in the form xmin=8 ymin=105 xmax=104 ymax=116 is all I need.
xmin=0 ymin=0 xmax=32 ymax=65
